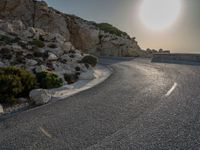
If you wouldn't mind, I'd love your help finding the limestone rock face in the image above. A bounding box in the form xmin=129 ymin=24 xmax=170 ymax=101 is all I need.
xmin=0 ymin=0 xmax=35 ymax=26
xmin=98 ymin=32 xmax=142 ymax=56
xmin=0 ymin=0 xmax=70 ymax=40
xmin=34 ymin=2 xmax=70 ymax=40
xmin=66 ymin=16 xmax=100 ymax=53
xmin=66 ymin=15 xmax=142 ymax=56
xmin=0 ymin=0 xmax=143 ymax=57
xmin=0 ymin=20 xmax=85 ymax=84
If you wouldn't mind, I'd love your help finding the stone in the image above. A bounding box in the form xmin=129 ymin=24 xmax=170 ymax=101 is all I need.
xmin=0 ymin=104 xmax=4 ymax=114
xmin=79 ymin=64 xmax=88 ymax=72
xmin=61 ymin=54 xmax=71 ymax=63
xmin=29 ymin=89 xmax=51 ymax=105
xmin=34 ymin=28 xmax=45 ymax=40
xmin=74 ymin=53 xmax=83 ymax=61
xmin=62 ymin=42 xmax=75 ymax=52
xmin=48 ymin=52 xmax=58 ymax=61
xmin=35 ymin=65 xmax=48 ymax=73
xmin=0 ymin=22 xmax=14 ymax=33
xmin=12 ymin=44 xmax=22 ymax=51
xmin=25 ymin=59 xmax=38 ymax=66
xmin=79 ymin=69 xmax=95 ymax=80
xmin=12 ymin=20 xmax=25 ymax=33
xmin=0 ymin=61 xmax=6 ymax=67
xmin=27 ymin=45 xmax=33 ymax=50
xmin=48 ymin=48 xmax=64 ymax=57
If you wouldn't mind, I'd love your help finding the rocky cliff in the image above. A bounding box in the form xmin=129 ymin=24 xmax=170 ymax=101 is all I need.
xmin=0 ymin=0 xmax=143 ymax=57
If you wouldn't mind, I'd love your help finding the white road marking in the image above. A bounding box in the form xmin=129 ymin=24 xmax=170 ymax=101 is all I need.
xmin=165 ymin=82 xmax=178 ymax=97
xmin=39 ymin=127 xmax=52 ymax=138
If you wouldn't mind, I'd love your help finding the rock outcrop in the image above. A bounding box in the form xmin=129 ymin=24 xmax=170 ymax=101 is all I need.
xmin=0 ymin=19 xmax=88 ymax=81
xmin=0 ymin=0 xmax=143 ymax=57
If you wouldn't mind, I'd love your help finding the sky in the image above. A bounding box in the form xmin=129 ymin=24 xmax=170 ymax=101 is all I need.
xmin=45 ymin=0 xmax=200 ymax=53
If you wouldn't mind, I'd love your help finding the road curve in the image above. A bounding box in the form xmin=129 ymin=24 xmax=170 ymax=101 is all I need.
xmin=1 ymin=58 xmax=200 ymax=150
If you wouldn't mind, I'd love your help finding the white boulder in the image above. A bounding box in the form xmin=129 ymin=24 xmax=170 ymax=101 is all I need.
xmin=35 ymin=65 xmax=48 ymax=73
xmin=25 ymin=59 xmax=38 ymax=66
xmin=12 ymin=20 xmax=25 ymax=33
xmin=74 ymin=53 xmax=83 ymax=61
xmin=62 ymin=42 xmax=75 ymax=52
xmin=29 ymin=89 xmax=51 ymax=105
xmin=34 ymin=28 xmax=45 ymax=40
xmin=48 ymin=52 xmax=58 ymax=61
xmin=79 ymin=69 xmax=95 ymax=80
xmin=48 ymin=48 xmax=64 ymax=57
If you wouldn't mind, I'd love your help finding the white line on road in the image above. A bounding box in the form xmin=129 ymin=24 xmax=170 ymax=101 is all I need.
xmin=39 ymin=127 xmax=52 ymax=139
xmin=165 ymin=82 xmax=178 ymax=97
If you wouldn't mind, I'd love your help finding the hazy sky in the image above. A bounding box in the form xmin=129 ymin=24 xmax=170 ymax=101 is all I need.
xmin=45 ymin=0 xmax=200 ymax=53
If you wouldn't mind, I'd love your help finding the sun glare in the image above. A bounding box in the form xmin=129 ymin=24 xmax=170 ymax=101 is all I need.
xmin=140 ymin=0 xmax=182 ymax=30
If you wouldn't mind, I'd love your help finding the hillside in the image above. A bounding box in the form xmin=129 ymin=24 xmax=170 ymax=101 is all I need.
xmin=0 ymin=0 xmax=143 ymax=57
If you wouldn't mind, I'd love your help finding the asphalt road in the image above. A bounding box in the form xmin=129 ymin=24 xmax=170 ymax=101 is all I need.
xmin=1 ymin=58 xmax=200 ymax=150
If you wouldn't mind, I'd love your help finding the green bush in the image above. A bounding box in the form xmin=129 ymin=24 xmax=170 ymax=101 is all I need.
xmin=81 ymin=55 xmax=98 ymax=67
xmin=31 ymin=39 xmax=45 ymax=48
xmin=36 ymin=71 xmax=63 ymax=89
xmin=96 ymin=23 xmax=129 ymax=37
xmin=64 ymin=73 xmax=78 ymax=84
xmin=0 ymin=67 xmax=37 ymax=104
xmin=0 ymin=75 xmax=23 ymax=104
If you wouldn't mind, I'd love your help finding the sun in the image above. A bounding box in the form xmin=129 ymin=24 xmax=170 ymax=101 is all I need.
xmin=139 ymin=0 xmax=182 ymax=30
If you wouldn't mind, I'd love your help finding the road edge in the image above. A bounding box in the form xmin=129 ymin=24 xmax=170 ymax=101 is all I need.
xmin=0 ymin=64 xmax=113 ymax=121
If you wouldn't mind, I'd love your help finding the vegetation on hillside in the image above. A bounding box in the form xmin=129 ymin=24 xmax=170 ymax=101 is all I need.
xmin=96 ymin=23 xmax=130 ymax=38
xmin=36 ymin=71 xmax=63 ymax=89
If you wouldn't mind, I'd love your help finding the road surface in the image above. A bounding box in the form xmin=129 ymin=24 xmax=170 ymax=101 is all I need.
xmin=1 ymin=58 xmax=200 ymax=150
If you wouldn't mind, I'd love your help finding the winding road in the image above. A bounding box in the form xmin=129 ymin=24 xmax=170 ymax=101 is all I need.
xmin=1 ymin=58 xmax=200 ymax=150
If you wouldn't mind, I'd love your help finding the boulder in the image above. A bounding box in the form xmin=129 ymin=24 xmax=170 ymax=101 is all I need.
xmin=34 ymin=28 xmax=46 ymax=40
xmin=48 ymin=48 xmax=64 ymax=57
xmin=35 ymin=65 xmax=48 ymax=73
xmin=25 ymin=59 xmax=38 ymax=66
xmin=29 ymin=89 xmax=51 ymax=105
xmin=79 ymin=69 xmax=95 ymax=80
xmin=12 ymin=20 xmax=25 ymax=33
xmin=12 ymin=44 xmax=22 ymax=51
xmin=0 ymin=22 xmax=14 ymax=33
xmin=74 ymin=53 xmax=83 ymax=61
xmin=61 ymin=54 xmax=71 ymax=63
xmin=48 ymin=52 xmax=58 ymax=61
xmin=62 ymin=42 xmax=75 ymax=52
